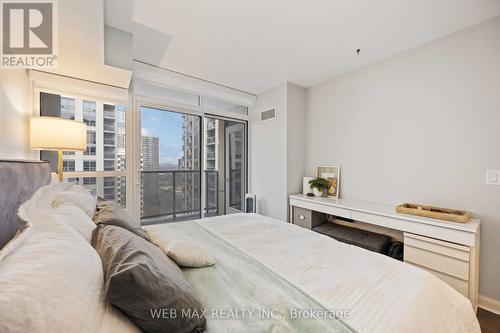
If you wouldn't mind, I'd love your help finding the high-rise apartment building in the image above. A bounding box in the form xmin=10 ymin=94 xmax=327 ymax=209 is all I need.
xmin=140 ymin=135 xmax=160 ymax=219
xmin=177 ymin=115 xmax=200 ymax=216
xmin=204 ymin=118 xmax=219 ymax=214
xmin=141 ymin=136 xmax=160 ymax=171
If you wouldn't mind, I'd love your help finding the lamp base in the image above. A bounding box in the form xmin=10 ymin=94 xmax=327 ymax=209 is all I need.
xmin=57 ymin=150 xmax=63 ymax=182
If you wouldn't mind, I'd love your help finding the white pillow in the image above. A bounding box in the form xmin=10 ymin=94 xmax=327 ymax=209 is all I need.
xmin=18 ymin=184 xmax=96 ymax=243
xmin=164 ymin=238 xmax=216 ymax=267
xmin=50 ymin=202 xmax=96 ymax=242
xmin=145 ymin=227 xmax=215 ymax=268
xmin=0 ymin=218 xmax=140 ymax=333
xmin=51 ymin=184 xmax=96 ymax=217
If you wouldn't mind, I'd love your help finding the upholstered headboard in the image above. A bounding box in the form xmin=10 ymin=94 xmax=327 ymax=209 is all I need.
xmin=0 ymin=160 xmax=51 ymax=249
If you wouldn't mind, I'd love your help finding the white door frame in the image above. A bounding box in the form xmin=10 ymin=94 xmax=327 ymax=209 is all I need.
xmin=225 ymin=121 xmax=246 ymax=214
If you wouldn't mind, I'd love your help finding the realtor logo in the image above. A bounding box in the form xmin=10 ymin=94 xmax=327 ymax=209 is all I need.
xmin=1 ymin=0 xmax=58 ymax=68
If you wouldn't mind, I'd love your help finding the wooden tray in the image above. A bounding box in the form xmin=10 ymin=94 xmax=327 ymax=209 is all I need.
xmin=396 ymin=203 xmax=470 ymax=223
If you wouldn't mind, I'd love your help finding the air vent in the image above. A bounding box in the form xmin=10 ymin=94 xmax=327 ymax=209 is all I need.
xmin=260 ymin=108 xmax=276 ymax=121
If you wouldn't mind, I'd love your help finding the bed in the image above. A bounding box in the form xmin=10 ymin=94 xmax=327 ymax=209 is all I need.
xmin=0 ymin=160 xmax=481 ymax=333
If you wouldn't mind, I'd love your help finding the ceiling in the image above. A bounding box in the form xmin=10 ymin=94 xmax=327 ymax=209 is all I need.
xmin=105 ymin=0 xmax=500 ymax=94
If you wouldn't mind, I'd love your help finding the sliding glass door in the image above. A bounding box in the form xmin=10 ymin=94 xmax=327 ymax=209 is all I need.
xmin=138 ymin=105 xmax=247 ymax=224
xmin=204 ymin=117 xmax=246 ymax=216
xmin=140 ymin=107 xmax=201 ymax=224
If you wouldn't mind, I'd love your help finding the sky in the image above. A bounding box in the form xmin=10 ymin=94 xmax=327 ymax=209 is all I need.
xmin=141 ymin=107 xmax=184 ymax=165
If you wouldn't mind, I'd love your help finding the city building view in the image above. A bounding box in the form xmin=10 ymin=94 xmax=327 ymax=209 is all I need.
xmin=204 ymin=118 xmax=219 ymax=216
xmin=140 ymin=109 xmax=202 ymax=224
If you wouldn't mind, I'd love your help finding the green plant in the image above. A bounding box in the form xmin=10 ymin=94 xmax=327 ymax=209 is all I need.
xmin=309 ymin=177 xmax=329 ymax=191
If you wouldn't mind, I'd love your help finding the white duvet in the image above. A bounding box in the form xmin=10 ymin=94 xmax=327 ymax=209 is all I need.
xmin=195 ymin=213 xmax=480 ymax=333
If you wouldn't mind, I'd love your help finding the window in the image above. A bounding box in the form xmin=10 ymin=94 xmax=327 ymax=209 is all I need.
xmin=61 ymin=97 xmax=75 ymax=120
xmin=63 ymin=161 xmax=75 ymax=172
xmin=85 ymin=146 xmax=96 ymax=156
xmin=104 ymin=160 xmax=115 ymax=171
xmin=83 ymin=161 xmax=96 ymax=171
xmin=87 ymin=131 xmax=96 ymax=145
xmin=83 ymin=177 xmax=96 ymax=185
xmin=85 ymin=130 xmax=96 ymax=156
xmin=83 ymin=101 xmax=96 ymax=126
xmin=39 ymin=91 xmax=127 ymax=208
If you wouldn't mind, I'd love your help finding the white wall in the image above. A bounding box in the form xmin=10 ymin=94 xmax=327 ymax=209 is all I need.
xmin=251 ymin=82 xmax=288 ymax=220
xmin=44 ymin=0 xmax=131 ymax=88
xmin=0 ymin=70 xmax=32 ymax=159
xmin=305 ymin=16 xmax=500 ymax=301
xmin=250 ymin=82 xmax=305 ymax=221
xmin=286 ymin=83 xmax=306 ymax=204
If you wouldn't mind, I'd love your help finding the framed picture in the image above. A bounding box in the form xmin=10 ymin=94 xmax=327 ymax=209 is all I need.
xmin=316 ymin=166 xmax=340 ymax=198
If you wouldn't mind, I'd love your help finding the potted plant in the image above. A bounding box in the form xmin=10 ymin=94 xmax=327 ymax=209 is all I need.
xmin=309 ymin=178 xmax=329 ymax=197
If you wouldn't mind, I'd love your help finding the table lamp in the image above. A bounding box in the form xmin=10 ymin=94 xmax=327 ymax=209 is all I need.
xmin=30 ymin=117 xmax=87 ymax=182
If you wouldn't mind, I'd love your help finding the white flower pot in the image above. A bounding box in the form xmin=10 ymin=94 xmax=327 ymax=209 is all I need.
xmin=312 ymin=188 xmax=323 ymax=197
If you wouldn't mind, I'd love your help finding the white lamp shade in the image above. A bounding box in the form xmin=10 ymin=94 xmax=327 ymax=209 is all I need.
xmin=30 ymin=117 xmax=87 ymax=151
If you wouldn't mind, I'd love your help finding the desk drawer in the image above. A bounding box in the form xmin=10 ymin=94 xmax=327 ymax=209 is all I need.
xmin=292 ymin=207 xmax=325 ymax=230
xmin=404 ymin=233 xmax=470 ymax=261
xmin=406 ymin=262 xmax=469 ymax=297
xmin=404 ymin=233 xmax=470 ymax=281
xmin=293 ymin=207 xmax=312 ymax=229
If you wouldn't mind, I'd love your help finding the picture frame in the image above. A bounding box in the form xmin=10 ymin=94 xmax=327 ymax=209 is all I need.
xmin=316 ymin=166 xmax=340 ymax=198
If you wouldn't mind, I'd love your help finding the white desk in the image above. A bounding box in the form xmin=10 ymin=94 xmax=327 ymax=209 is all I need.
xmin=289 ymin=194 xmax=481 ymax=311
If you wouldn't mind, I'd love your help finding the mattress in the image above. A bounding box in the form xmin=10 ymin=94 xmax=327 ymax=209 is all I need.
xmin=147 ymin=213 xmax=480 ymax=333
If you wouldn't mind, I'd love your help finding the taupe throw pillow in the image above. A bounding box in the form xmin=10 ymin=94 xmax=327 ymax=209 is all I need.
xmin=93 ymin=204 xmax=150 ymax=241
xmin=92 ymin=225 xmax=206 ymax=333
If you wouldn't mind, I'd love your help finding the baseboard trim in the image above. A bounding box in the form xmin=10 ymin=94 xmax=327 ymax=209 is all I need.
xmin=478 ymin=294 xmax=500 ymax=315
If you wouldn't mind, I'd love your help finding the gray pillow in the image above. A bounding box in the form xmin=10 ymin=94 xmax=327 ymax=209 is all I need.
xmin=93 ymin=204 xmax=150 ymax=241
xmin=92 ymin=225 xmax=206 ymax=333
xmin=96 ymin=196 xmax=113 ymax=210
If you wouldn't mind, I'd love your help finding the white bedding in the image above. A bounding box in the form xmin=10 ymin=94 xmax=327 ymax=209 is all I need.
xmin=0 ymin=183 xmax=140 ymax=333
xmin=193 ymin=213 xmax=480 ymax=333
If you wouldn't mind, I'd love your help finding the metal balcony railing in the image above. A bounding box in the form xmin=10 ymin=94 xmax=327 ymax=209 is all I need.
xmin=205 ymin=170 xmax=218 ymax=216
xmin=141 ymin=170 xmax=201 ymax=224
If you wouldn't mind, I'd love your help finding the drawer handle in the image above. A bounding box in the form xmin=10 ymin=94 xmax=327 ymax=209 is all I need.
xmin=299 ymin=214 xmax=305 ymax=220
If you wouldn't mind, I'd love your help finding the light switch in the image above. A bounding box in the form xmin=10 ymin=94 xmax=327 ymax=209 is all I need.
xmin=486 ymin=170 xmax=500 ymax=185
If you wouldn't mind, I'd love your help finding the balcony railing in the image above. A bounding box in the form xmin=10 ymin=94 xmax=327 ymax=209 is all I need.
xmin=141 ymin=170 xmax=201 ymax=225
xmin=205 ymin=170 xmax=218 ymax=216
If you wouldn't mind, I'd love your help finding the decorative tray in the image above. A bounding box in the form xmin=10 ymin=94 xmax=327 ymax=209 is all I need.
xmin=396 ymin=203 xmax=470 ymax=223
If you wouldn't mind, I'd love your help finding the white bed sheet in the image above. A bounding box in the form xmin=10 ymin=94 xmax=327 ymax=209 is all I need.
xmin=194 ymin=213 xmax=480 ymax=333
